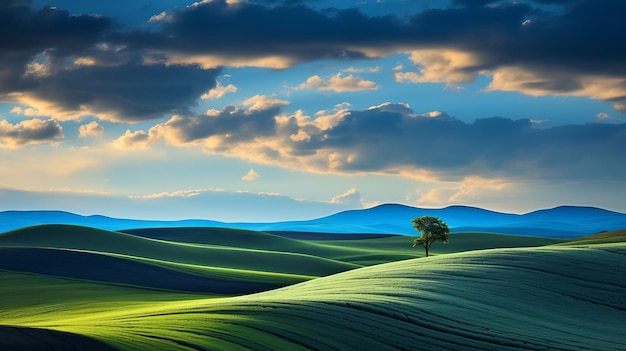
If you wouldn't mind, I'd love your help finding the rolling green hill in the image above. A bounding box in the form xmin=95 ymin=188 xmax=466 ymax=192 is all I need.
xmin=1 ymin=242 xmax=624 ymax=350
xmin=0 ymin=225 xmax=361 ymax=290
xmin=1 ymin=224 xmax=621 ymax=350
xmin=0 ymin=225 xmax=562 ymax=289
xmin=556 ymin=228 xmax=626 ymax=246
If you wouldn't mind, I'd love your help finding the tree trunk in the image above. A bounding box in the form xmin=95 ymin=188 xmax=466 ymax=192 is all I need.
xmin=424 ymin=245 xmax=429 ymax=257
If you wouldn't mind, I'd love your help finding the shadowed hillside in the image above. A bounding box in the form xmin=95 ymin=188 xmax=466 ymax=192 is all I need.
xmin=0 ymin=325 xmax=117 ymax=351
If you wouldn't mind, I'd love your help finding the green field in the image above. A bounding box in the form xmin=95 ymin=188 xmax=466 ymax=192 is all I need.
xmin=0 ymin=225 xmax=623 ymax=350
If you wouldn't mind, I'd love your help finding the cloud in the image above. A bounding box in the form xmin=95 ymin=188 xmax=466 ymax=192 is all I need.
xmin=112 ymin=129 xmax=155 ymax=149
xmin=201 ymin=81 xmax=238 ymax=99
xmin=0 ymin=2 xmax=221 ymax=123
xmin=78 ymin=121 xmax=104 ymax=137
xmin=0 ymin=118 xmax=63 ymax=148
xmin=330 ymin=188 xmax=363 ymax=207
xmin=593 ymin=111 xmax=624 ymax=124
xmin=485 ymin=67 xmax=626 ymax=112
xmin=0 ymin=3 xmax=110 ymax=82
xmin=342 ymin=66 xmax=381 ymax=73
xmin=114 ymin=95 xmax=288 ymax=150
xmin=242 ymin=95 xmax=289 ymax=112
xmin=0 ymin=3 xmax=110 ymax=111
xmin=394 ymin=49 xmax=481 ymax=86
xmin=242 ymin=169 xmax=260 ymax=181
xmin=595 ymin=112 xmax=610 ymax=121
xmin=123 ymin=100 xmax=626 ymax=185
xmin=413 ymin=177 xmax=514 ymax=207
xmin=296 ymin=73 xmax=380 ymax=92
xmin=125 ymin=1 xmax=399 ymax=69
xmin=7 ymin=61 xmax=222 ymax=122
xmin=3 ymin=0 xmax=626 ymax=118
xmin=130 ymin=188 xmax=223 ymax=199
xmin=159 ymin=99 xmax=284 ymax=146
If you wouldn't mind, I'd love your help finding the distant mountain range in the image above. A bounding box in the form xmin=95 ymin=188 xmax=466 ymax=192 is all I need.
xmin=1 ymin=204 xmax=625 ymax=238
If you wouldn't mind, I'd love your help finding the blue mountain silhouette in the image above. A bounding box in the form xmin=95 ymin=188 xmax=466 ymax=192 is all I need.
xmin=1 ymin=204 xmax=625 ymax=237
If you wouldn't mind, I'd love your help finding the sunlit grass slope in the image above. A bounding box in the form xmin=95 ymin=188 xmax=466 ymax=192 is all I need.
xmin=557 ymin=228 xmax=626 ymax=246
xmin=2 ymin=243 xmax=624 ymax=350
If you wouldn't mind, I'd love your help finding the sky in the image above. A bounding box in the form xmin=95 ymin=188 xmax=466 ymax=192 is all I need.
xmin=1 ymin=0 xmax=625 ymax=221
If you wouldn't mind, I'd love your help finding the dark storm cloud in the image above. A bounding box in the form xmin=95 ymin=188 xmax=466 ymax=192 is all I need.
xmin=25 ymin=61 xmax=220 ymax=122
xmin=0 ymin=1 xmax=110 ymax=91
xmin=3 ymin=0 xmax=626 ymax=121
xmin=308 ymin=105 xmax=626 ymax=181
xmin=126 ymin=1 xmax=525 ymax=61
xmin=122 ymin=0 xmax=626 ymax=108
xmin=0 ymin=1 xmax=109 ymax=54
xmin=125 ymin=0 xmax=403 ymax=61
xmin=501 ymin=1 xmax=626 ymax=72
xmin=0 ymin=1 xmax=219 ymax=122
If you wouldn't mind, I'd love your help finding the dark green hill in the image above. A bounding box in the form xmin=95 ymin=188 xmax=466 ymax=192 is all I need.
xmin=0 ymin=225 xmax=359 ymax=290
xmin=0 ymin=325 xmax=116 ymax=351
xmin=0 ymin=247 xmax=281 ymax=293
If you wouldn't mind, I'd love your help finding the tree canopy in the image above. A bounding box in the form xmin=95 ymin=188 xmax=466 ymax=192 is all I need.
xmin=412 ymin=216 xmax=450 ymax=257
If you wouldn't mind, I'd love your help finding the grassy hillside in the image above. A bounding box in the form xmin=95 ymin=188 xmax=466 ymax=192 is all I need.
xmin=314 ymin=231 xmax=563 ymax=265
xmin=556 ymin=228 xmax=626 ymax=246
xmin=0 ymin=225 xmax=361 ymax=290
xmin=0 ymin=225 xmax=562 ymax=288
xmin=122 ymin=227 xmax=563 ymax=265
xmin=1 ymin=242 xmax=624 ymax=350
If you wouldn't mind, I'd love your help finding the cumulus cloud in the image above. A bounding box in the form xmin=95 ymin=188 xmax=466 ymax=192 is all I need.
xmin=394 ymin=49 xmax=481 ymax=86
xmin=0 ymin=118 xmax=64 ymax=148
xmin=78 ymin=121 xmax=104 ymax=138
xmin=201 ymin=81 xmax=238 ymax=99
xmin=330 ymin=188 xmax=363 ymax=207
xmin=120 ymin=99 xmax=626 ymax=184
xmin=296 ymin=73 xmax=380 ymax=92
xmin=413 ymin=177 xmax=514 ymax=207
xmin=242 ymin=169 xmax=260 ymax=181
xmin=114 ymin=95 xmax=287 ymax=150
xmin=242 ymin=95 xmax=289 ymax=112
xmin=112 ymin=129 xmax=155 ymax=149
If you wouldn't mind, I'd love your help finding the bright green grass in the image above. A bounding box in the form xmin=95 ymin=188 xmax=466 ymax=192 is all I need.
xmin=2 ymin=243 xmax=624 ymax=350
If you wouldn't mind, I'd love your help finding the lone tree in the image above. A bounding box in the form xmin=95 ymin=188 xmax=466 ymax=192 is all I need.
xmin=412 ymin=216 xmax=450 ymax=257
